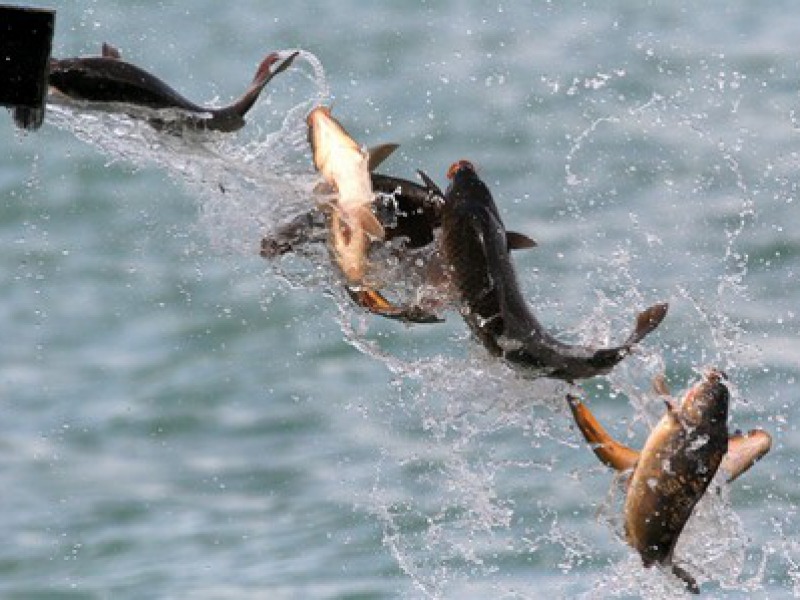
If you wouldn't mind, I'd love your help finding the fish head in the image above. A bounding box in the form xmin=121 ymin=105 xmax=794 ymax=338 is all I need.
xmin=446 ymin=159 xmax=477 ymax=180
xmin=444 ymin=159 xmax=481 ymax=203
xmin=306 ymin=106 xmax=333 ymax=151
xmin=307 ymin=106 xmax=335 ymax=174
xmin=680 ymin=367 xmax=729 ymax=428
xmin=306 ymin=106 xmax=363 ymax=179
xmin=443 ymin=159 xmax=503 ymax=226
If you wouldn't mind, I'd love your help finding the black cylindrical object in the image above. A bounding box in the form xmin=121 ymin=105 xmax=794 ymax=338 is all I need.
xmin=0 ymin=5 xmax=55 ymax=130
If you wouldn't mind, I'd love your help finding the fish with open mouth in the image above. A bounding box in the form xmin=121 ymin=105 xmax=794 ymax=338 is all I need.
xmin=441 ymin=159 xmax=668 ymax=382
xmin=567 ymin=369 xmax=771 ymax=593
xmin=17 ymin=42 xmax=298 ymax=133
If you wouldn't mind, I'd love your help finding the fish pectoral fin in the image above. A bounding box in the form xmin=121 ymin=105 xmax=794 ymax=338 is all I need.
xmin=670 ymin=564 xmax=700 ymax=595
xmin=566 ymin=395 xmax=639 ymax=472
xmin=350 ymin=287 xmax=403 ymax=315
xmin=313 ymin=181 xmax=337 ymax=196
xmin=505 ymin=230 xmax=537 ymax=250
xmin=315 ymin=196 xmax=340 ymax=216
xmin=652 ymin=373 xmax=672 ymax=396
xmin=367 ymin=143 xmax=400 ymax=171
xmin=624 ymin=302 xmax=669 ymax=347
xmin=260 ymin=209 xmax=325 ymax=258
xmin=353 ymin=206 xmax=385 ymax=240
xmin=102 ymin=42 xmax=122 ymax=59
xmin=721 ymin=429 xmax=772 ymax=483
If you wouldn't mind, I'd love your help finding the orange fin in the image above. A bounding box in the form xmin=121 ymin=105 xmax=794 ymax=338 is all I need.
xmin=721 ymin=429 xmax=772 ymax=483
xmin=566 ymin=395 xmax=639 ymax=472
xmin=348 ymin=288 xmax=444 ymax=324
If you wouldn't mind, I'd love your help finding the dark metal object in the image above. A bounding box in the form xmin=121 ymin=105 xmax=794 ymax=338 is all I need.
xmin=0 ymin=4 xmax=55 ymax=130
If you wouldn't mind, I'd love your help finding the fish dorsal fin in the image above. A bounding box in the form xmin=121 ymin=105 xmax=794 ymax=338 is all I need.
xmin=416 ymin=169 xmax=445 ymax=198
xmin=566 ymin=395 xmax=639 ymax=472
xmin=506 ymin=230 xmax=537 ymax=250
xmin=721 ymin=429 xmax=772 ymax=483
xmin=367 ymin=144 xmax=399 ymax=172
xmin=102 ymin=42 xmax=122 ymax=59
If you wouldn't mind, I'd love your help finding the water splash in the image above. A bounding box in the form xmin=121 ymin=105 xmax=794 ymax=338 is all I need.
xmin=39 ymin=45 xmax=779 ymax=597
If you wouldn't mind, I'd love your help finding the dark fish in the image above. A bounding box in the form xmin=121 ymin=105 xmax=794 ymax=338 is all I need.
xmin=567 ymin=369 xmax=772 ymax=594
xmin=24 ymin=42 xmax=298 ymax=132
xmin=305 ymin=106 xmax=388 ymax=284
xmin=441 ymin=159 xmax=667 ymax=382
xmin=372 ymin=171 xmax=444 ymax=249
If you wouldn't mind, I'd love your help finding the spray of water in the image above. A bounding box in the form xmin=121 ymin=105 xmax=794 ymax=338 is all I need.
xmin=42 ymin=49 xmax=775 ymax=597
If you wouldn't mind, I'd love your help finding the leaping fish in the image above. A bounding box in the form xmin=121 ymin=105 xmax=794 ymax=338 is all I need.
xmin=567 ymin=369 xmax=771 ymax=593
xmin=441 ymin=159 xmax=667 ymax=382
xmin=304 ymin=106 xmax=444 ymax=323
xmin=17 ymin=42 xmax=298 ymax=133
xmin=306 ymin=106 xmax=389 ymax=283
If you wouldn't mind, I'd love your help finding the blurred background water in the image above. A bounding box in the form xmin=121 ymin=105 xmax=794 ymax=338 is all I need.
xmin=2 ymin=1 xmax=799 ymax=598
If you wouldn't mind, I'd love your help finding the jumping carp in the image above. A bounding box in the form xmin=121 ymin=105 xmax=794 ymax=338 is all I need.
xmin=567 ymin=369 xmax=771 ymax=593
xmin=441 ymin=159 xmax=668 ymax=382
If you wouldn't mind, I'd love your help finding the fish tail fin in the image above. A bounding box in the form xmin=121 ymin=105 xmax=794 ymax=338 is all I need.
xmin=232 ymin=51 xmax=300 ymax=119
xmin=625 ymin=302 xmax=669 ymax=347
xmin=652 ymin=372 xmax=672 ymax=396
